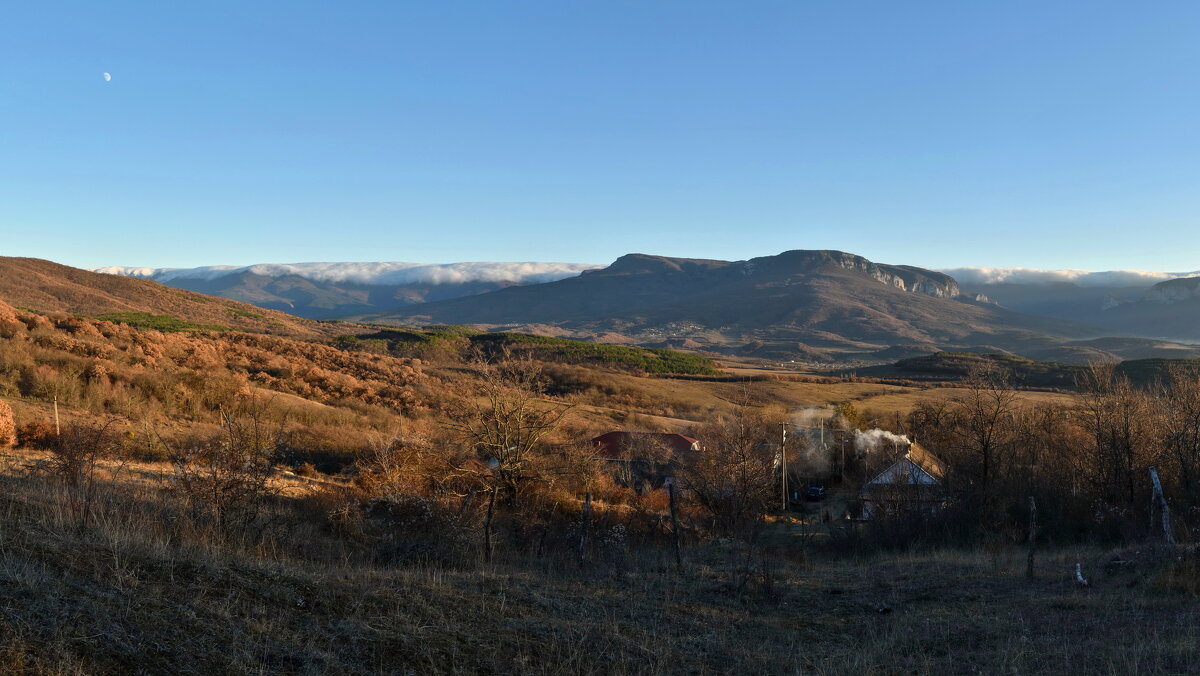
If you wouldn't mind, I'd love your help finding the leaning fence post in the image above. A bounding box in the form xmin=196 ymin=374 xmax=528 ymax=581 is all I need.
xmin=669 ymin=482 xmax=683 ymax=574
xmin=1026 ymin=495 xmax=1038 ymax=579
xmin=1148 ymin=466 xmax=1175 ymax=545
xmin=1075 ymin=563 xmax=1089 ymax=587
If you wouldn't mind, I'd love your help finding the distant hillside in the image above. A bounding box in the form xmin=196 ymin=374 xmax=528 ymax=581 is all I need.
xmin=367 ymin=249 xmax=1097 ymax=360
xmin=0 ymin=257 xmax=339 ymax=339
xmin=95 ymin=261 xmax=597 ymax=319
xmin=955 ymin=272 xmax=1200 ymax=343
xmin=1093 ymin=276 xmax=1200 ymax=342
xmin=855 ymin=351 xmax=1200 ymax=389
xmin=339 ymin=326 xmax=721 ymax=375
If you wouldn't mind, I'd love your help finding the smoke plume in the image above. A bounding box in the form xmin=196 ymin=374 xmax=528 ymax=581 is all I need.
xmin=789 ymin=407 xmax=831 ymax=474
xmin=854 ymin=429 xmax=910 ymax=455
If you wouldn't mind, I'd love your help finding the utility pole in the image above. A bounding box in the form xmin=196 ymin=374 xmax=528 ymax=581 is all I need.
xmin=53 ymin=395 xmax=61 ymax=437
xmin=781 ymin=422 xmax=789 ymax=511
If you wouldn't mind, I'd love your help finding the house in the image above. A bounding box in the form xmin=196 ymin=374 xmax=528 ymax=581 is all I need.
xmin=858 ymin=441 xmax=947 ymax=519
xmin=591 ymin=431 xmax=700 ymax=491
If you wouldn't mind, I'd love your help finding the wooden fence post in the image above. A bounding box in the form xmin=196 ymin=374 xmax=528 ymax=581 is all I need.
xmin=1148 ymin=467 xmax=1174 ymax=545
xmin=578 ymin=490 xmax=592 ymax=563
xmin=669 ymin=482 xmax=683 ymax=574
xmin=483 ymin=485 xmax=496 ymax=564
xmin=1026 ymin=495 xmax=1038 ymax=579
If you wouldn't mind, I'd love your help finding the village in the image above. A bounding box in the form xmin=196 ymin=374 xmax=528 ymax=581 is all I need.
xmin=590 ymin=422 xmax=946 ymax=525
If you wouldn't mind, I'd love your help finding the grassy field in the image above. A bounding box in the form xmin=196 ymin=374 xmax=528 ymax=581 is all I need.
xmin=96 ymin=311 xmax=232 ymax=333
xmin=540 ymin=366 xmax=1081 ymax=432
xmin=0 ymin=449 xmax=1194 ymax=675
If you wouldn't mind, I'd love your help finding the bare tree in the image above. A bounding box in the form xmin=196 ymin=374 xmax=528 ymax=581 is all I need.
xmin=681 ymin=405 xmax=777 ymax=538
xmin=950 ymin=362 xmax=1019 ymax=498
xmin=170 ymin=403 xmax=285 ymax=534
xmin=1076 ymin=364 xmax=1163 ymax=512
xmin=1162 ymin=365 xmax=1200 ymax=511
xmin=45 ymin=420 xmax=124 ymax=530
xmin=444 ymin=353 xmax=574 ymax=507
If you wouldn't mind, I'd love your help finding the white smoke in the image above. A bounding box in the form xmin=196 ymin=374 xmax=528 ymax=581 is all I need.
xmin=854 ymin=429 xmax=910 ymax=454
xmin=941 ymin=267 xmax=1200 ymax=288
xmin=789 ymin=407 xmax=831 ymax=473
xmin=94 ymin=261 xmax=599 ymax=286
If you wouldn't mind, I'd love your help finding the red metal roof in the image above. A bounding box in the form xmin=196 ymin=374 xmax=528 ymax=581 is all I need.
xmin=591 ymin=431 xmax=700 ymax=460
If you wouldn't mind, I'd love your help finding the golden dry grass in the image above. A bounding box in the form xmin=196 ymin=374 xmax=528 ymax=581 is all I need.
xmin=0 ymin=449 xmax=1195 ymax=675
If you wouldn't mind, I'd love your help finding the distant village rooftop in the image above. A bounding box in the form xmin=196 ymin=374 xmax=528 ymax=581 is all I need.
xmin=591 ymin=431 xmax=700 ymax=460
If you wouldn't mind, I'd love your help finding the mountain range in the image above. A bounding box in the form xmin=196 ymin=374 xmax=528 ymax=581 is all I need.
xmin=949 ymin=267 xmax=1200 ymax=342
xmin=95 ymin=262 xmax=596 ymax=319
xmin=88 ymin=251 xmax=1200 ymax=362
xmin=355 ymin=250 xmax=1199 ymax=362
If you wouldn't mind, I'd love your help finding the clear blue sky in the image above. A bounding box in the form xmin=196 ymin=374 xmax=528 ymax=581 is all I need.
xmin=2 ymin=1 xmax=1198 ymax=270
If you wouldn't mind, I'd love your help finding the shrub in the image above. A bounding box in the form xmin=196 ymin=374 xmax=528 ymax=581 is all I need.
xmin=44 ymin=420 xmax=124 ymax=529
xmin=0 ymin=401 xmax=14 ymax=448
xmin=97 ymin=312 xmax=230 ymax=333
xmin=16 ymin=420 xmax=56 ymax=449
xmin=170 ymin=410 xmax=283 ymax=535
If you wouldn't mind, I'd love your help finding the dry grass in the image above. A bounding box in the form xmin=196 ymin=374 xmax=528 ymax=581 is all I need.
xmin=849 ymin=387 xmax=1079 ymax=418
xmin=0 ymin=450 xmax=1194 ymax=675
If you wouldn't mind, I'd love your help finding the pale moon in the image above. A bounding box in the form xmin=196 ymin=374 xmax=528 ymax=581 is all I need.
xmin=103 ymin=72 xmax=111 ymax=82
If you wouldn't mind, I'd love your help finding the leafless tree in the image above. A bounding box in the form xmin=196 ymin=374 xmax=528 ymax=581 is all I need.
xmin=681 ymin=405 xmax=777 ymax=538
xmin=1076 ymin=363 xmax=1163 ymax=511
xmin=950 ymin=362 xmax=1019 ymax=497
xmin=444 ymin=353 xmax=575 ymax=507
xmin=1162 ymin=365 xmax=1200 ymax=510
xmin=45 ymin=419 xmax=124 ymax=531
xmin=169 ymin=402 xmax=285 ymax=534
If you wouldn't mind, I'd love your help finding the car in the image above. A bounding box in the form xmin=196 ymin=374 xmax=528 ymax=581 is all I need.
xmin=805 ymin=486 xmax=826 ymax=501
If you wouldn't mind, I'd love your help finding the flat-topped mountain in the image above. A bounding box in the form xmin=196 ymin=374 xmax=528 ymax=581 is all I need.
xmin=366 ymin=249 xmax=1095 ymax=359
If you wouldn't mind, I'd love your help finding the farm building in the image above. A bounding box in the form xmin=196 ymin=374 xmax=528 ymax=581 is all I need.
xmin=859 ymin=441 xmax=947 ymax=519
xmin=591 ymin=431 xmax=700 ymax=491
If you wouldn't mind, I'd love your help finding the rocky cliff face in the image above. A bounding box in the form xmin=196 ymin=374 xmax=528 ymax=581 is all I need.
xmin=764 ymin=250 xmax=962 ymax=299
xmin=1141 ymin=277 xmax=1200 ymax=305
xmin=566 ymin=250 xmax=967 ymax=303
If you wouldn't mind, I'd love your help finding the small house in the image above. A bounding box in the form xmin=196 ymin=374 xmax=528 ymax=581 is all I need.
xmin=591 ymin=431 xmax=700 ymax=491
xmin=859 ymin=441 xmax=947 ymax=519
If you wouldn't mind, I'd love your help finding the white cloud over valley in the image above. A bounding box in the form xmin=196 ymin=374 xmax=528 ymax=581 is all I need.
xmin=940 ymin=267 xmax=1200 ymax=288
xmin=94 ymin=262 xmax=600 ymax=286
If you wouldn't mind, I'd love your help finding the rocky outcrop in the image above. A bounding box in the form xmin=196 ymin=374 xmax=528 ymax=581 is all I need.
xmin=1141 ymin=277 xmax=1200 ymax=305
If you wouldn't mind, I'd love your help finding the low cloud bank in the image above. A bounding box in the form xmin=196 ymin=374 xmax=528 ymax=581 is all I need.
xmin=941 ymin=267 xmax=1200 ymax=288
xmin=95 ymin=262 xmax=599 ymax=286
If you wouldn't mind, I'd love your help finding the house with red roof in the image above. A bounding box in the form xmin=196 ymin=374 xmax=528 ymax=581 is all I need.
xmin=591 ymin=431 xmax=701 ymax=491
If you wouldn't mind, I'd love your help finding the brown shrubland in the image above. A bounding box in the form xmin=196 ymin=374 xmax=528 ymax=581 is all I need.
xmin=1 ymin=299 xmax=1199 ymax=672
xmin=0 ymin=400 xmax=15 ymax=448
